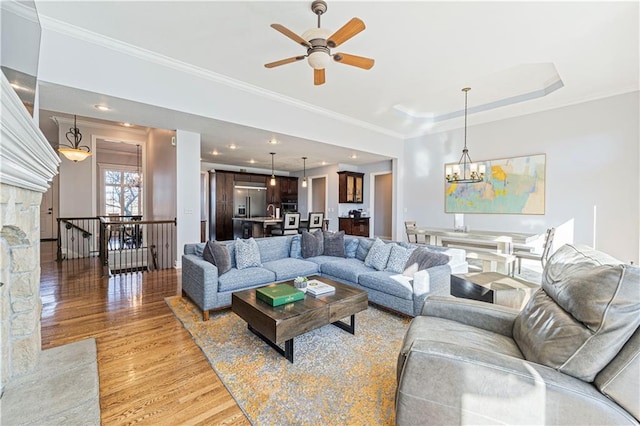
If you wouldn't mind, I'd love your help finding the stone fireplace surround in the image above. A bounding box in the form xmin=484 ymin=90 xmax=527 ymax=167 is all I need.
xmin=0 ymin=73 xmax=100 ymax=423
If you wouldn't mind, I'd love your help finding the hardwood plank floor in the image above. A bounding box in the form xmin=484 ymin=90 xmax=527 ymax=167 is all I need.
xmin=39 ymin=241 xmax=249 ymax=425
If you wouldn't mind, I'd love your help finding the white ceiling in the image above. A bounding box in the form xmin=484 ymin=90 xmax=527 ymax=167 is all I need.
xmin=32 ymin=1 xmax=639 ymax=171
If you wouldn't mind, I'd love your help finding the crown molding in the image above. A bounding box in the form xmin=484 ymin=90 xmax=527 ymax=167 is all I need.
xmin=38 ymin=15 xmax=406 ymax=140
xmin=1 ymin=73 xmax=60 ymax=193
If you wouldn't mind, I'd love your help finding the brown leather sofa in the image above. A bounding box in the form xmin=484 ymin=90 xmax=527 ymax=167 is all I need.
xmin=396 ymin=244 xmax=640 ymax=425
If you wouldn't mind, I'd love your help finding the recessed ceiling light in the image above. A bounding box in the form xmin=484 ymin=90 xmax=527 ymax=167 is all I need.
xmin=228 ymin=143 xmax=237 ymax=150
xmin=350 ymin=154 xmax=358 ymax=159
xmin=321 ymin=161 xmax=327 ymax=166
xmin=94 ymin=104 xmax=111 ymax=111
xmin=248 ymin=159 xmax=256 ymax=164
xmin=211 ymin=150 xmax=220 ymax=156
xmin=121 ymin=122 xmax=133 ymax=127
xmin=267 ymin=138 xmax=279 ymax=145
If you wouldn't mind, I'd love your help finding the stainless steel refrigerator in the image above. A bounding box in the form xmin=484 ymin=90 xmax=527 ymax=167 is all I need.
xmin=233 ymin=182 xmax=267 ymax=218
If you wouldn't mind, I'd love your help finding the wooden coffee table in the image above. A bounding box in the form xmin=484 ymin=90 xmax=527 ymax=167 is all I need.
xmin=231 ymin=276 xmax=368 ymax=363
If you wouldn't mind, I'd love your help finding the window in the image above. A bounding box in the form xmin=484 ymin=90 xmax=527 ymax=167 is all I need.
xmin=103 ymin=167 xmax=142 ymax=216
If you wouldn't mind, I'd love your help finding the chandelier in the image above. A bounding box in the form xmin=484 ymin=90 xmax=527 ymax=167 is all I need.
xmin=58 ymin=115 xmax=92 ymax=162
xmin=132 ymin=144 xmax=142 ymax=188
xmin=445 ymin=88 xmax=485 ymax=183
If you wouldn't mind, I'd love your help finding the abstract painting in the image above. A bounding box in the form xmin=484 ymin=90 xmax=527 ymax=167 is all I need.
xmin=445 ymin=154 xmax=545 ymax=214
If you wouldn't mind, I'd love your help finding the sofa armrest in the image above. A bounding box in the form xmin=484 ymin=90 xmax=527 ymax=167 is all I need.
xmin=411 ymin=264 xmax=451 ymax=316
xmin=396 ymin=339 xmax=638 ymax=426
xmin=420 ymin=295 xmax=518 ymax=337
xmin=181 ymin=254 xmax=219 ymax=316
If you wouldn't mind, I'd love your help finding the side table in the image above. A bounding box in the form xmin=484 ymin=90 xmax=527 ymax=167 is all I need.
xmin=450 ymin=271 xmax=539 ymax=310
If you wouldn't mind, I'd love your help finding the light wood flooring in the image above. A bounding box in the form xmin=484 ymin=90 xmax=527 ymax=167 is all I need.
xmin=39 ymin=241 xmax=249 ymax=425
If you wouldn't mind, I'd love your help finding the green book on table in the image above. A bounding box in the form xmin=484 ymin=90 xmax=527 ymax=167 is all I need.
xmin=256 ymin=284 xmax=305 ymax=307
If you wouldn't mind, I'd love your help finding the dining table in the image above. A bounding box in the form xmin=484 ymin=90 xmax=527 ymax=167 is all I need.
xmin=409 ymin=227 xmax=543 ymax=274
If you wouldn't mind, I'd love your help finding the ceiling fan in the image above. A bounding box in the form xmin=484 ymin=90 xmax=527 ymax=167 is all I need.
xmin=264 ymin=0 xmax=375 ymax=86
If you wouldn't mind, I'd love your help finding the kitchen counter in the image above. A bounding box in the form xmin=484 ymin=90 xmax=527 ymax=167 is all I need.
xmin=233 ymin=217 xmax=281 ymax=238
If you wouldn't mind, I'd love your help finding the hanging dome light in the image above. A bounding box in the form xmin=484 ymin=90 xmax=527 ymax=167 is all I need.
xmin=58 ymin=115 xmax=92 ymax=162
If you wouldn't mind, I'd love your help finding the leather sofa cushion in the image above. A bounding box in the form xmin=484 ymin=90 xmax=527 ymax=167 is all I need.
xmin=513 ymin=244 xmax=640 ymax=382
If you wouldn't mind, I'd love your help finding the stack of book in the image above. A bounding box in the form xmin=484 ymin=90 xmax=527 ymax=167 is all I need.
xmin=256 ymin=284 xmax=305 ymax=307
xmin=306 ymin=280 xmax=336 ymax=297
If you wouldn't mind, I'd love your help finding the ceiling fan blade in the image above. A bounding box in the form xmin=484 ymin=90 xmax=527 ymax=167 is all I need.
xmin=327 ymin=18 xmax=365 ymax=48
xmin=314 ymin=68 xmax=326 ymax=86
xmin=265 ymin=56 xmax=306 ymax=68
xmin=333 ymin=53 xmax=375 ymax=70
xmin=271 ymin=24 xmax=311 ymax=48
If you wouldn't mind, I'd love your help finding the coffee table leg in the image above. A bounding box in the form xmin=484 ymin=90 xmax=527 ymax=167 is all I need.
xmin=248 ymin=324 xmax=294 ymax=363
xmin=332 ymin=314 xmax=356 ymax=334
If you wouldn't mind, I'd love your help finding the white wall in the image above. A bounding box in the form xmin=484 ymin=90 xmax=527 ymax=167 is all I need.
xmin=57 ymin=121 xmax=146 ymax=217
xmin=403 ymin=91 xmax=639 ymax=263
xmin=175 ymin=129 xmax=201 ymax=268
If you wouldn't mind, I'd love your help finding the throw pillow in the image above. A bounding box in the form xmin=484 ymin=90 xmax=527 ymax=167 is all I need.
xmin=344 ymin=237 xmax=359 ymax=258
xmin=202 ymin=241 xmax=231 ymax=275
xmin=385 ymin=245 xmax=416 ymax=274
xmin=356 ymin=238 xmax=374 ymax=261
xmin=323 ymin=230 xmax=346 ymax=257
xmin=290 ymin=235 xmax=302 ymax=259
xmin=403 ymin=248 xmax=450 ymax=277
xmin=235 ymin=238 xmax=262 ymax=269
xmin=301 ymin=230 xmax=323 ymax=258
xmin=364 ymin=238 xmax=394 ymax=271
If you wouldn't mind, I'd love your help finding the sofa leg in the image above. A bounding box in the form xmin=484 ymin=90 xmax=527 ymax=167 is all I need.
xmin=203 ymin=310 xmax=210 ymax=321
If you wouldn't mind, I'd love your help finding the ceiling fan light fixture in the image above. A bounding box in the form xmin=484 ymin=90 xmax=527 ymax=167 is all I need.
xmin=307 ymin=50 xmax=330 ymax=69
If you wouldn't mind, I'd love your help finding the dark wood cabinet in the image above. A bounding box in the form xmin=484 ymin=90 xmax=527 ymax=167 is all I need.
xmin=210 ymin=171 xmax=234 ymax=241
xmin=337 ymin=171 xmax=364 ymax=203
xmin=266 ymin=179 xmax=280 ymax=205
xmin=339 ymin=217 xmax=370 ymax=237
xmin=280 ymin=177 xmax=298 ymax=199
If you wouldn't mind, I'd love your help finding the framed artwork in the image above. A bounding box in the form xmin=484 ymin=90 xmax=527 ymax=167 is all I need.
xmin=445 ymin=154 xmax=546 ymax=214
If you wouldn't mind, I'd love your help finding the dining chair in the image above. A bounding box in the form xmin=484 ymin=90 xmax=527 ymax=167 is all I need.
xmin=307 ymin=212 xmax=324 ymax=232
xmin=271 ymin=212 xmax=301 ymax=236
xmin=513 ymin=227 xmax=556 ymax=275
xmin=405 ymin=221 xmax=417 ymax=243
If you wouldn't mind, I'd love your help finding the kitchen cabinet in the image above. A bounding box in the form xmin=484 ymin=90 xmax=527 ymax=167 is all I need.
xmin=337 ymin=171 xmax=364 ymax=203
xmin=211 ymin=171 xmax=234 ymax=241
xmin=280 ymin=177 xmax=298 ymax=199
xmin=266 ymin=179 xmax=280 ymax=206
xmin=339 ymin=217 xmax=370 ymax=237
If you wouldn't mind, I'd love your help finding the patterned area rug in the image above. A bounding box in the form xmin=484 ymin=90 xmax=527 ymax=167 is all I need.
xmin=166 ymin=296 xmax=410 ymax=425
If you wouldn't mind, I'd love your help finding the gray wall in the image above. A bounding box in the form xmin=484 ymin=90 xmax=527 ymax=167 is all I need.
xmin=402 ymin=91 xmax=639 ymax=263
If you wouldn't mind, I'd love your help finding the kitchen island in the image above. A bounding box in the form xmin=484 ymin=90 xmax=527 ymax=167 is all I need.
xmin=232 ymin=217 xmax=281 ymax=238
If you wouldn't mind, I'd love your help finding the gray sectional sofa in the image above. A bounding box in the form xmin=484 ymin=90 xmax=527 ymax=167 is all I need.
xmin=182 ymin=234 xmax=468 ymax=320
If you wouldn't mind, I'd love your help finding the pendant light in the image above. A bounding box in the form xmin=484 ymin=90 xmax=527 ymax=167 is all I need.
xmin=270 ymin=152 xmax=276 ymax=186
xmin=58 ymin=115 xmax=92 ymax=162
xmin=301 ymin=157 xmax=308 ymax=188
xmin=445 ymin=88 xmax=485 ymax=183
xmin=132 ymin=144 xmax=142 ymax=188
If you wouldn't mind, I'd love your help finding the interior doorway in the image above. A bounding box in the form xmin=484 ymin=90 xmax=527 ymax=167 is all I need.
xmin=372 ymin=173 xmax=392 ymax=240
xmin=40 ymin=174 xmax=59 ymax=240
xmin=310 ymin=176 xmax=327 ymax=216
